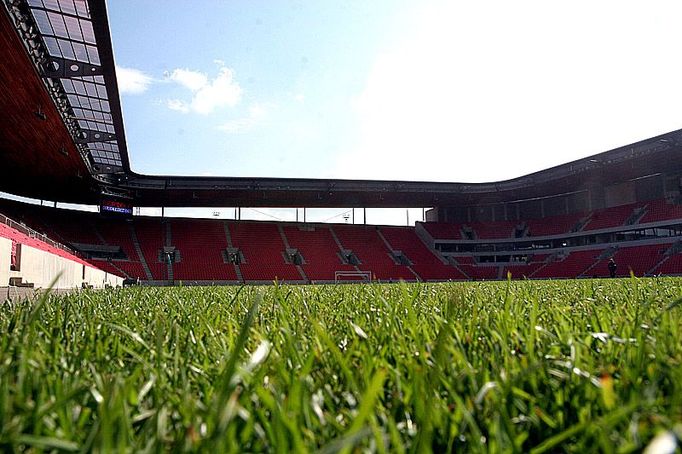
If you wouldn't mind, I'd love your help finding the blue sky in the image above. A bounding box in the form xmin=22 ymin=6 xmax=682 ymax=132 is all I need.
xmin=109 ymin=0 xmax=412 ymax=179
xmin=109 ymin=0 xmax=682 ymax=185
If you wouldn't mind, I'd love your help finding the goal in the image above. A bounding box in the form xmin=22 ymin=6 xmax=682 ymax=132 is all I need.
xmin=334 ymin=271 xmax=372 ymax=283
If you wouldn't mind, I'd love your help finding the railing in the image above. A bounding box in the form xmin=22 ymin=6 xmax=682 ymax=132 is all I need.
xmin=0 ymin=212 xmax=81 ymax=258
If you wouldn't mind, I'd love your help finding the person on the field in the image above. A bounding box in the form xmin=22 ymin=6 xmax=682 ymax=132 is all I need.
xmin=608 ymin=258 xmax=617 ymax=278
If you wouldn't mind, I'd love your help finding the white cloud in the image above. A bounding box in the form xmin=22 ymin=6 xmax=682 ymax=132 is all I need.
xmin=217 ymin=103 xmax=269 ymax=134
xmin=168 ymin=68 xmax=208 ymax=92
xmin=116 ymin=66 xmax=153 ymax=94
xmin=166 ymin=64 xmax=242 ymax=114
xmin=338 ymin=0 xmax=682 ymax=183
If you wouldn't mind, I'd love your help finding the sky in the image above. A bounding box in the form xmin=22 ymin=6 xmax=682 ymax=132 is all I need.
xmin=0 ymin=190 xmax=423 ymax=226
xmin=108 ymin=0 xmax=682 ymax=184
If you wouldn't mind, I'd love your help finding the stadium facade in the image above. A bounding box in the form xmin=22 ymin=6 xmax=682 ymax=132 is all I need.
xmin=1 ymin=0 xmax=682 ymax=287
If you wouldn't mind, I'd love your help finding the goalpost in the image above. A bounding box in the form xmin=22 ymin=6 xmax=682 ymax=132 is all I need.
xmin=334 ymin=271 xmax=372 ymax=283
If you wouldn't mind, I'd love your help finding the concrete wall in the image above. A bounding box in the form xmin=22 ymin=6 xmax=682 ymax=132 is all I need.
xmin=0 ymin=237 xmax=123 ymax=289
xmin=0 ymin=237 xmax=10 ymax=288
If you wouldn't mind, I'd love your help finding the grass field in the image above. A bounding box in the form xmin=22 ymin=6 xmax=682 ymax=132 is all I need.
xmin=0 ymin=278 xmax=681 ymax=452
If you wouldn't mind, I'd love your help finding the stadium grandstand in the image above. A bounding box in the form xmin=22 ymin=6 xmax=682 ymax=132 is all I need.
xmin=1 ymin=0 xmax=682 ymax=289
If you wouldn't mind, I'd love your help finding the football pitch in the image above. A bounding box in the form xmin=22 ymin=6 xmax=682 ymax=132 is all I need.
xmin=1 ymin=279 xmax=681 ymax=452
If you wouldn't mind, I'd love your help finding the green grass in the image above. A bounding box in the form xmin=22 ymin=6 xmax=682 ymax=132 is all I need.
xmin=1 ymin=278 xmax=681 ymax=452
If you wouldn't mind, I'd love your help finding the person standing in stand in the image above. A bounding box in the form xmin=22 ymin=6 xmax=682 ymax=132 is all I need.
xmin=608 ymin=258 xmax=617 ymax=278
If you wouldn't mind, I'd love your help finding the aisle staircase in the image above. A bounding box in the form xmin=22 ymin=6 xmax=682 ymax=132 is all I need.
xmin=223 ymin=222 xmax=243 ymax=282
xmin=164 ymin=222 xmax=174 ymax=281
xmin=376 ymin=228 xmax=421 ymax=281
xmin=107 ymin=260 xmax=130 ymax=279
xmin=579 ymin=247 xmax=618 ymax=277
xmin=129 ymin=224 xmax=152 ymax=280
xmin=278 ymin=225 xmax=308 ymax=282
xmin=329 ymin=226 xmax=362 ymax=273
xmin=648 ymin=241 xmax=682 ymax=275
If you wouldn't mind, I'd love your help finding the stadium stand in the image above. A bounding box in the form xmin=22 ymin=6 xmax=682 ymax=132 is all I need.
xmin=453 ymin=256 xmax=475 ymax=265
xmin=95 ymin=220 xmax=148 ymax=280
xmin=331 ymin=225 xmax=416 ymax=281
xmin=610 ymin=244 xmax=670 ymax=277
xmin=525 ymin=213 xmax=587 ymax=237
xmin=379 ymin=227 xmax=466 ymax=280
xmin=170 ymin=219 xmax=239 ymax=282
xmin=1 ymin=196 xmax=681 ymax=283
xmin=458 ymin=264 xmax=499 ymax=280
xmin=468 ymin=221 xmax=517 ymax=239
xmin=133 ymin=218 xmax=166 ymax=280
xmin=282 ymin=225 xmax=356 ymax=282
xmin=656 ymin=251 xmax=682 ymax=275
xmin=421 ymin=200 xmax=682 ymax=243
xmin=91 ymin=260 xmax=129 ymax=278
xmin=532 ymin=250 xmax=606 ymax=279
xmin=639 ymin=199 xmax=682 ymax=224
xmin=501 ymin=253 xmax=551 ymax=279
xmin=504 ymin=263 xmax=544 ymax=279
xmin=228 ymin=222 xmax=302 ymax=283
xmin=421 ymin=223 xmax=463 ymax=240
xmin=583 ymin=203 xmax=644 ymax=231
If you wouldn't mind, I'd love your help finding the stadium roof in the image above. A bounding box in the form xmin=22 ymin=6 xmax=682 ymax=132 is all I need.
xmin=2 ymin=0 xmax=682 ymax=208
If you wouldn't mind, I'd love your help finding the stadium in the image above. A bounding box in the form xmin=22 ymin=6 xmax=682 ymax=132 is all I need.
xmin=0 ymin=0 xmax=681 ymax=451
